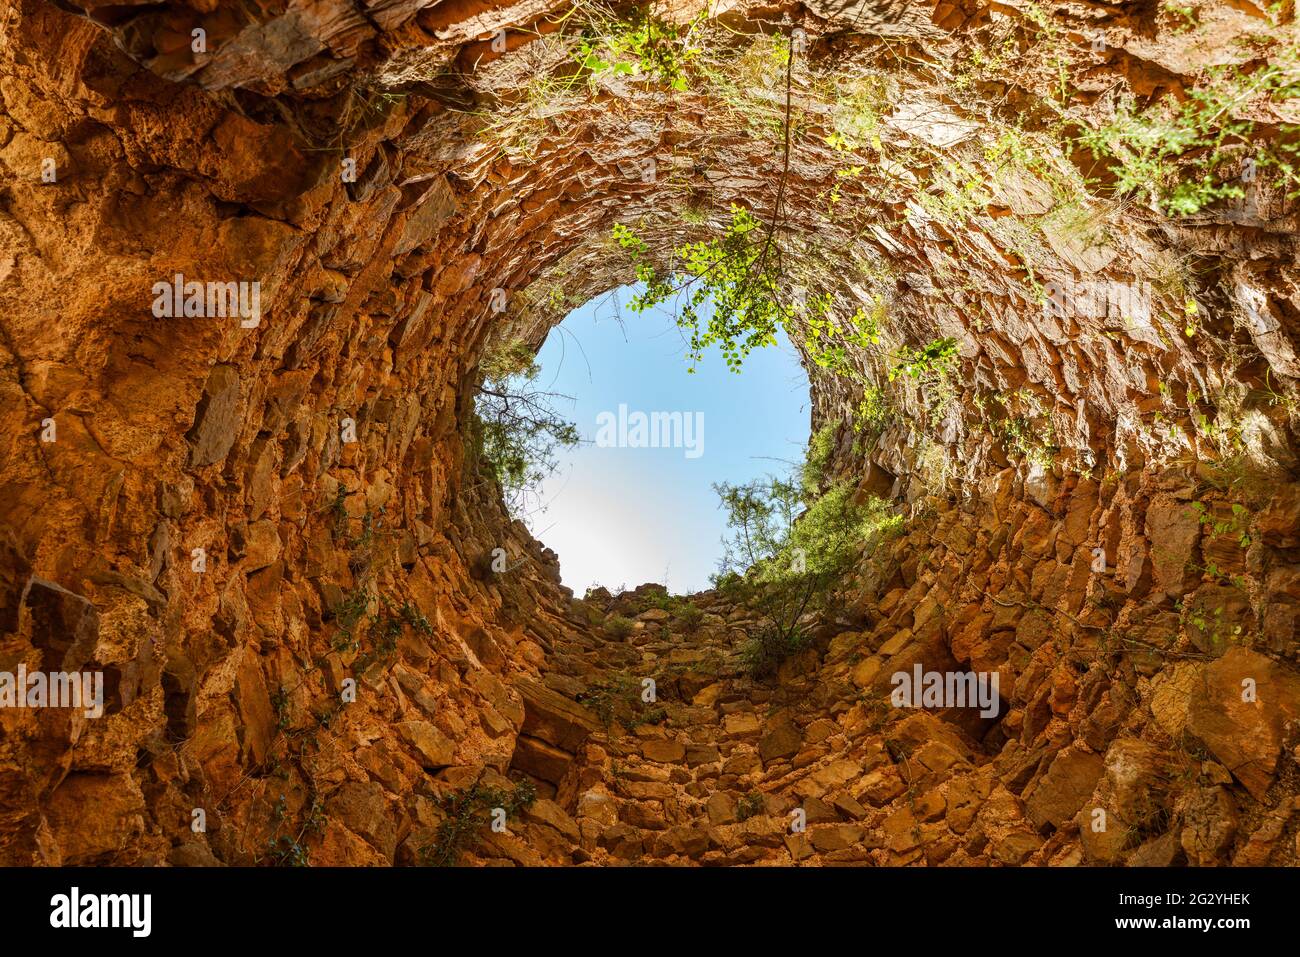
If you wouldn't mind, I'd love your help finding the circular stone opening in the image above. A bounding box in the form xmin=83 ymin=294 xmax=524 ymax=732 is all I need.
xmin=478 ymin=283 xmax=811 ymax=593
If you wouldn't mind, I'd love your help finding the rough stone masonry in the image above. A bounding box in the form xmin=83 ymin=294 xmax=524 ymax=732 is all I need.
xmin=1 ymin=0 xmax=1299 ymax=866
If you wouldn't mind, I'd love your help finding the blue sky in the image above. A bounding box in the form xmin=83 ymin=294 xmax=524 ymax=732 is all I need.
xmin=524 ymin=284 xmax=810 ymax=594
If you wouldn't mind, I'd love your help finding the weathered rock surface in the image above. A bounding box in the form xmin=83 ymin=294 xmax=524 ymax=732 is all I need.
xmin=0 ymin=0 xmax=1298 ymax=869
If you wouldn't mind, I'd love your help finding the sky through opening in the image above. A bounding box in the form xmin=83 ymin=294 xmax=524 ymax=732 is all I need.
xmin=524 ymin=284 xmax=812 ymax=594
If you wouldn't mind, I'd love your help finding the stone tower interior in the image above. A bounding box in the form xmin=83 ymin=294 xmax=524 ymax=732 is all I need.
xmin=2 ymin=0 xmax=1300 ymax=872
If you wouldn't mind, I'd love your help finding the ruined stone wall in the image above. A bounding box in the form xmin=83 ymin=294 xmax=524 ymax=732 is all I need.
xmin=1 ymin=0 xmax=1298 ymax=865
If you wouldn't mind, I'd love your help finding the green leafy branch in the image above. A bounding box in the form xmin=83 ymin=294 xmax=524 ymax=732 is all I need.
xmin=576 ymin=9 xmax=703 ymax=91
xmin=1077 ymin=52 xmax=1300 ymax=215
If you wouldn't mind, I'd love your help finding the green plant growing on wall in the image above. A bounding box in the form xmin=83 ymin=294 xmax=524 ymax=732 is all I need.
xmin=983 ymin=125 xmax=1084 ymax=207
xmin=358 ymin=597 xmax=432 ymax=669
xmin=975 ymin=389 xmax=1059 ymax=467
xmin=853 ymin=384 xmax=893 ymax=441
xmin=1195 ymin=558 xmax=1248 ymax=591
xmin=821 ymin=164 xmax=870 ymax=217
xmin=889 ymin=336 xmax=959 ymax=383
xmin=1159 ymin=1 xmax=1200 ymax=33
xmin=580 ymin=674 xmax=626 ymax=727
xmin=918 ymin=160 xmax=993 ymax=226
xmin=264 ymin=793 xmax=326 ymax=867
xmin=951 ymin=22 xmax=1019 ymax=98
xmin=1176 ymin=598 xmax=1246 ymax=654
xmin=713 ymin=424 xmax=901 ymax=679
xmin=576 ymin=670 xmax=666 ymax=729
xmin=695 ymin=31 xmax=795 ymax=140
xmin=421 ymin=778 xmax=537 ymax=867
xmin=1076 ymin=53 xmax=1300 ymax=215
xmin=615 ymin=208 xmax=790 ymax=373
xmin=800 ymin=420 xmax=835 ymax=487
xmin=1000 ymin=414 xmax=1055 ymax=467
xmin=577 ymin=9 xmax=702 ymax=91
xmin=347 ymin=505 xmax=388 ymax=575
xmin=473 ymin=339 xmax=580 ymax=516
xmin=804 ymin=291 xmax=882 ymax=375
xmin=266 ymin=806 xmax=309 ymax=867
xmin=1191 ymin=500 xmax=1252 ymax=548
xmin=271 ymin=687 xmax=292 ymax=733
xmin=1253 ymin=368 xmax=1300 ymax=417
xmin=325 ymin=485 xmax=350 ymax=540
xmin=614 ymin=211 xmax=887 ymax=380
xmin=632 ymin=587 xmax=672 ymax=612
xmin=476 ymin=60 xmax=589 ymax=162
xmin=633 ymin=590 xmax=705 ymax=631
xmin=736 ymin=792 xmax=765 ymax=821
xmin=603 ymin=614 xmax=636 ymax=639
xmin=822 ymin=71 xmax=890 ymax=156
xmin=331 ymin=585 xmax=431 ymax=666
xmin=332 ymin=584 xmax=373 ymax=652
xmin=305 ymin=84 xmax=409 ymax=155
xmin=609 ymin=31 xmax=821 ymax=378
xmin=675 ymin=601 xmax=704 ymax=632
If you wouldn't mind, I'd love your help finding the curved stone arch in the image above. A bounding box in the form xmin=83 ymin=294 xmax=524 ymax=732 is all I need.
xmin=1 ymin=0 xmax=1298 ymax=866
